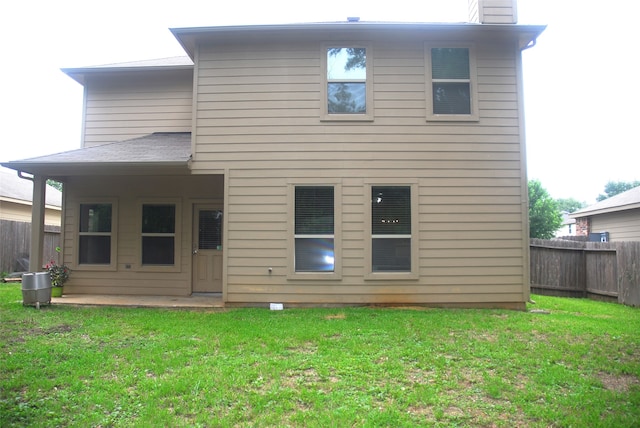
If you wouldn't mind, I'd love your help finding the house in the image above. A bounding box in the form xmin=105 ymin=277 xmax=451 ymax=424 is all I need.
xmin=554 ymin=211 xmax=576 ymax=238
xmin=1 ymin=1 xmax=545 ymax=309
xmin=571 ymin=186 xmax=640 ymax=242
xmin=0 ymin=167 xmax=62 ymax=272
xmin=0 ymin=167 xmax=61 ymax=226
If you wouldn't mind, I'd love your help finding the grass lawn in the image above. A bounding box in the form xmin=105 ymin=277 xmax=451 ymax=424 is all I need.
xmin=1 ymin=284 xmax=639 ymax=427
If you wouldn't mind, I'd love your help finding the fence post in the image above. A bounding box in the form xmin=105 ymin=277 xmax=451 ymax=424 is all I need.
xmin=618 ymin=242 xmax=640 ymax=306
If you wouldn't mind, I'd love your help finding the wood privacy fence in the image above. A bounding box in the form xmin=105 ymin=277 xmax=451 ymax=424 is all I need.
xmin=530 ymin=238 xmax=640 ymax=306
xmin=0 ymin=220 xmax=61 ymax=273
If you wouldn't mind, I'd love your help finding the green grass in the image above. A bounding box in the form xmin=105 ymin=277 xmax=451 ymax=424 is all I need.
xmin=1 ymin=284 xmax=639 ymax=427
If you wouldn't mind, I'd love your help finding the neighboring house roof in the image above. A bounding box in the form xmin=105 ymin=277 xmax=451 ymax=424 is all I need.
xmin=1 ymin=133 xmax=192 ymax=177
xmin=0 ymin=167 xmax=62 ymax=207
xmin=560 ymin=211 xmax=576 ymax=226
xmin=570 ymin=186 xmax=640 ymax=218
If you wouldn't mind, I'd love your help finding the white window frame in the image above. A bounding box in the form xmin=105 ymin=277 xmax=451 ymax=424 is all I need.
xmin=425 ymin=43 xmax=479 ymax=122
xmin=321 ymin=43 xmax=374 ymax=122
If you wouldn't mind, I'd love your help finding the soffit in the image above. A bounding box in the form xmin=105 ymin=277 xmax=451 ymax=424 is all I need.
xmin=62 ymin=57 xmax=194 ymax=85
xmin=172 ymin=22 xmax=546 ymax=59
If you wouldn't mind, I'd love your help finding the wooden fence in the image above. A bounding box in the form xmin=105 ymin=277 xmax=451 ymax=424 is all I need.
xmin=530 ymin=238 xmax=640 ymax=306
xmin=0 ymin=220 xmax=60 ymax=273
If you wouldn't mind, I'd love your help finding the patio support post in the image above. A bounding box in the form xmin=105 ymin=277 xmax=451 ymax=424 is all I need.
xmin=29 ymin=174 xmax=46 ymax=272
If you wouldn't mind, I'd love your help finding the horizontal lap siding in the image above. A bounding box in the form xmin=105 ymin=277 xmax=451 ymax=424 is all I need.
xmin=194 ymin=37 xmax=526 ymax=305
xmin=83 ymin=71 xmax=193 ymax=147
xmin=591 ymin=209 xmax=640 ymax=241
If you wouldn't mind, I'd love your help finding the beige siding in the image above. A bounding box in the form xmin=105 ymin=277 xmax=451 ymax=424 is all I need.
xmin=82 ymin=70 xmax=193 ymax=147
xmin=591 ymin=209 xmax=640 ymax=241
xmin=62 ymin=174 xmax=223 ymax=296
xmin=192 ymin=34 xmax=528 ymax=307
xmin=475 ymin=0 xmax=518 ymax=24
xmin=0 ymin=200 xmax=61 ymax=226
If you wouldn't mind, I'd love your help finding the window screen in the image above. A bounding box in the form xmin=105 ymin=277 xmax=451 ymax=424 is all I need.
xmin=295 ymin=186 xmax=334 ymax=272
xmin=431 ymin=48 xmax=471 ymax=115
xmin=141 ymin=204 xmax=176 ymax=265
xmin=371 ymin=186 xmax=411 ymax=272
xmin=79 ymin=203 xmax=112 ymax=265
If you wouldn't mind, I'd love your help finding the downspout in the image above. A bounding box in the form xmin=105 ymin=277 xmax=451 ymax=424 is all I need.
xmin=16 ymin=171 xmax=47 ymax=272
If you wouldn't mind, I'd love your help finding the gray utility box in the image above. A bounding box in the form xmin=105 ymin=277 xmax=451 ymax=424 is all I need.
xmin=22 ymin=272 xmax=52 ymax=309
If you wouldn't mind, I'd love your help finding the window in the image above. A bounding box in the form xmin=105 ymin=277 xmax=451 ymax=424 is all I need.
xmin=79 ymin=203 xmax=113 ymax=265
xmin=141 ymin=204 xmax=176 ymax=265
xmin=294 ymin=186 xmax=335 ymax=272
xmin=198 ymin=210 xmax=222 ymax=250
xmin=371 ymin=186 xmax=412 ymax=273
xmin=425 ymin=44 xmax=478 ymax=121
xmin=322 ymin=44 xmax=373 ymax=120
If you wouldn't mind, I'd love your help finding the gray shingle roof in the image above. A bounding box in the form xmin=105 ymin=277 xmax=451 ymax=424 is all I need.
xmin=1 ymin=132 xmax=192 ymax=176
xmin=13 ymin=132 xmax=191 ymax=164
xmin=0 ymin=167 xmax=62 ymax=206
xmin=571 ymin=185 xmax=640 ymax=217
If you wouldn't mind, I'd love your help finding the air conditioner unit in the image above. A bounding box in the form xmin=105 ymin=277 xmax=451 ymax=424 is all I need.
xmin=588 ymin=232 xmax=609 ymax=242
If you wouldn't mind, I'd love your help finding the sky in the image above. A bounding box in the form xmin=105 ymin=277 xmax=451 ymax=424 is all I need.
xmin=1 ymin=0 xmax=638 ymax=204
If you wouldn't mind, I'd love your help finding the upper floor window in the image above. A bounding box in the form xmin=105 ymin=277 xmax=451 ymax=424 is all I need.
xmin=79 ymin=202 xmax=113 ymax=265
xmin=425 ymin=44 xmax=478 ymax=121
xmin=322 ymin=44 xmax=374 ymax=121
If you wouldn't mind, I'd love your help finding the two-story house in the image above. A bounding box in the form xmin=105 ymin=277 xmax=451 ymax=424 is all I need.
xmin=3 ymin=0 xmax=545 ymax=309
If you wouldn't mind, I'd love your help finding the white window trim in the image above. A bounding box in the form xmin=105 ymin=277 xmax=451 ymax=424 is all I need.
xmin=287 ymin=180 xmax=342 ymax=280
xmin=424 ymin=43 xmax=479 ymax=122
xmin=365 ymin=182 xmax=419 ymax=280
xmin=321 ymin=43 xmax=374 ymax=122
xmin=137 ymin=199 xmax=182 ymax=273
xmin=73 ymin=199 xmax=118 ymax=272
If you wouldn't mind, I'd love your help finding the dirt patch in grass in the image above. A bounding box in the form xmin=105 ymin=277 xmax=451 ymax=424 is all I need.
xmin=406 ymin=367 xmax=436 ymax=385
xmin=287 ymin=341 xmax=317 ymax=355
xmin=282 ymin=367 xmax=321 ymax=388
xmin=42 ymin=324 xmax=73 ymax=335
xmin=599 ymin=373 xmax=640 ymax=392
xmin=324 ymin=313 xmax=346 ymax=320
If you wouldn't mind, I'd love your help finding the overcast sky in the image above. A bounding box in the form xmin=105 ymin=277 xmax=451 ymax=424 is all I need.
xmin=1 ymin=0 xmax=638 ymax=204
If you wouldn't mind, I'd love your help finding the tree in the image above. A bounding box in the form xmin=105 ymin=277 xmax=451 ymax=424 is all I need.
xmin=328 ymin=48 xmax=366 ymax=71
xmin=555 ymin=198 xmax=586 ymax=213
xmin=528 ymin=180 xmax=562 ymax=239
xmin=596 ymin=180 xmax=640 ymax=201
xmin=47 ymin=179 xmax=63 ymax=191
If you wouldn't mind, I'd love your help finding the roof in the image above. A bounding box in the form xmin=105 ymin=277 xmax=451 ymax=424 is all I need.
xmin=0 ymin=167 xmax=62 ymax=207
xmin=60 ymin=22 xmax=545 ymax=83
xmin=570 ymin=186 xmax=640 ymax=218
xmin=171 ymin=21 xmax=546 ymax=59
xmin=1 ymin=133 xmax=192 ymax=177
xmin=62 ymin=56 xmax=194 ymax=84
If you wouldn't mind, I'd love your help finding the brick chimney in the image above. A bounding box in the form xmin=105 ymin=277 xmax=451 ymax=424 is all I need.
xmin=469 ymin=0 xmax=518 ymax=24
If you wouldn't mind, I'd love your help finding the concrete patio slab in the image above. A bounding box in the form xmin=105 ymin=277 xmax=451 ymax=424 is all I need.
xmin=51 ymin=293 xmax=224 ymax=309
